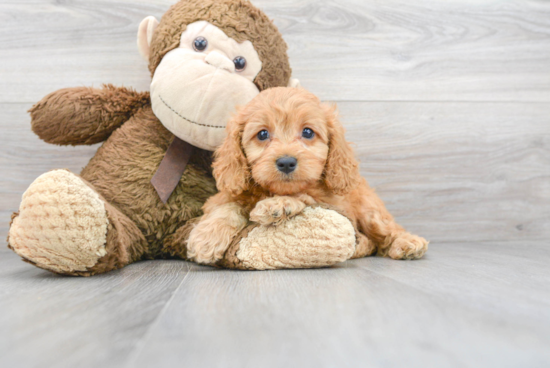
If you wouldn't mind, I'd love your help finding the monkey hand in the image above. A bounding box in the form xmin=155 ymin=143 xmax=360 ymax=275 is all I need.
xmin=30 ymin=85 xmax=149 ymax=146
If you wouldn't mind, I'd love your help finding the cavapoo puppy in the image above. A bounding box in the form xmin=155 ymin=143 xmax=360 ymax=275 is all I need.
xmin=187 ymin=87 xmax=428 ymax=264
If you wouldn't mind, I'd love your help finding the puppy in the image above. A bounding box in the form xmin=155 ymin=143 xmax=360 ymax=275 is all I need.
xmin=187 ymin=87 xmax=428 ymax=264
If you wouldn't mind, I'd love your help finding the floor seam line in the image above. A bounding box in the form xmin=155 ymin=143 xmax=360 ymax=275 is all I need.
xmin=123 ymin=262 xmax=193 ymax=367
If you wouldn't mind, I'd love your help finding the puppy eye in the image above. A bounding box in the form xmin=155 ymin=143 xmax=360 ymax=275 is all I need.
xmin=193 ymin=37 xmax=208 ymax=52
xmin=233 ymin=56 xmax=247 ymax=71
xmin=257 ymin=130 xmax=269 ymax=141
xmin=302 ymin=128 xmax=315 ymax=139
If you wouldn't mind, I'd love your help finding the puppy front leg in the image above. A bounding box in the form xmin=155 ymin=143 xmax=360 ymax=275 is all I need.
xmin=187 ymin=202 xmax=248 ymax=265
xmin=250 ymin=195 xmax=314 ymax=226
xmin=351 ymin=232 xmax=377 ymax=259
xmin=358 ymin=194 xmax=428 ymax=260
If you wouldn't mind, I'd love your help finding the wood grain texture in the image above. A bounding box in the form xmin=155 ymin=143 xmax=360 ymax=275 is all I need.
xmin=338 ymin=101 xmax=550 ymax=242
xmin=126 ymin=242 xmax=550 ymax=368
xmin=0 ymin=251 xmax=191 ymax=368
xmin=262 ymin=0 xmax=550 ymax=101
xmin=1 ymin=0 xmax=550 ymax=102
xmin=1 ymin=242 xmax=550 ymax=367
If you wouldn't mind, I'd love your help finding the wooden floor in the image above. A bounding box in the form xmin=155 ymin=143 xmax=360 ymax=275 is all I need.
xmin=1 ymin=0 xmax=549 ymax=367
xmin=1 ymin=241 xmax=549 ymax=368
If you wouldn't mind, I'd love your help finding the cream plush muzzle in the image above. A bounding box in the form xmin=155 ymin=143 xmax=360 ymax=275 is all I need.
xmin=150 ymin=21 xmax=262 ymax=151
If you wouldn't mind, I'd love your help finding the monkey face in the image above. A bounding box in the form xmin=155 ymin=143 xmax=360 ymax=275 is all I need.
xmin=150 ymin=21 xmax=262 ymax=150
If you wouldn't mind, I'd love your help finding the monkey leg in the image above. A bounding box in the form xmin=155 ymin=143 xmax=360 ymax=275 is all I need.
xmin=161 ymin=219 xmax=197 ymax=260
xmin=8 ymin=170 xmax=147 ymax=276
xmin=219 ymin=206 xmax=356 ymax=270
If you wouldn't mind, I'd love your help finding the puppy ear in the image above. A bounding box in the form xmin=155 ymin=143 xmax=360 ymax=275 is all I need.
xmin=322 ymin=104 xmax=361 ymax=195
xmin=212 ymin=113 xmax=250 ymax=195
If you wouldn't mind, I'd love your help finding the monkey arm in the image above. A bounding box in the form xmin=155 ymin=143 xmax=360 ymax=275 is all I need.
xmin=29 ymin=84 xmax=150 ymax=145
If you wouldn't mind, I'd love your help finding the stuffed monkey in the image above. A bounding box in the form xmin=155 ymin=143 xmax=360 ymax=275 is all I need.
xmin=7 ymin=0 xmax=357 ymax=275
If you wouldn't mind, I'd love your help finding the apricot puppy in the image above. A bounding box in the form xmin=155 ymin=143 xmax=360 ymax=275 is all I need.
xmin=187 ymin=87 xmax=428 ymax=264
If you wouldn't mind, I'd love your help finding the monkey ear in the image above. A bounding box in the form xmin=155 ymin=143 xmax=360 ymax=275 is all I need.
xmin=137 ymin=16 xmax=160 ymax=61
xmin=287 ymin=78 xmax=301 ymax=88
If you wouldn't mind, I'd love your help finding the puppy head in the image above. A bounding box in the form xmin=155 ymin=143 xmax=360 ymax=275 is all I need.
xmin=213 ymin=87 xmax=360 ymax=196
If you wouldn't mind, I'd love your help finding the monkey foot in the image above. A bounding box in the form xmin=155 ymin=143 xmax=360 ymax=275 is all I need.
xmin=8 ymin=170 xmax=109 ymax=274
xmin=220 ymin=206 xmax=356 ymax=270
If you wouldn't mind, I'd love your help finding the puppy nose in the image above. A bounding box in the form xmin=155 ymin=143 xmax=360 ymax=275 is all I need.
xmin=276 ymin=156 xmax=297 ymax=174
xmin=205 ymin=51 xmax=235 ymax=72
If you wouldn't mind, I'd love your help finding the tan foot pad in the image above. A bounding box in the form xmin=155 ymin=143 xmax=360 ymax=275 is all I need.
xmin=231 ymin=206 xmax=356 ymax=270
xmin=8 ymin=170 xmax=109 ymax=273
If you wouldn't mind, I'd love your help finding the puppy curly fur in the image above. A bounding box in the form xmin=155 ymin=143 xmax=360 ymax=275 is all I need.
xmin=187 ymin=88 xmax=428 ymax=264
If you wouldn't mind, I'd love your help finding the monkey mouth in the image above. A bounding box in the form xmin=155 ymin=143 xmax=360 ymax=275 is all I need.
xmin=150 ymin=60 xmax=259 ymax=150
xmin=158 ymin=95 xmax=225 ymax=129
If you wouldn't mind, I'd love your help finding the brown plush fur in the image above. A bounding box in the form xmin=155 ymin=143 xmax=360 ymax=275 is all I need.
xmin=188 ymin=88 xmax=428 ymax=264
xmin=29 ymin=85 xmax=150 ymax=145
xmin=9 ymin=0 xmax=293 ymax=275
xmin=79 ymin=106 xmax=216 ymax=258
xmin=62 ymin=177 xmax=149 ymax=276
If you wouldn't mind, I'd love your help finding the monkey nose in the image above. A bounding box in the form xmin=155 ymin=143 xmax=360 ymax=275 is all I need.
xmin=205 ymin=51 xmax=235 ymax=73
xmin=276 ymin=156 xmax=297 ymax=174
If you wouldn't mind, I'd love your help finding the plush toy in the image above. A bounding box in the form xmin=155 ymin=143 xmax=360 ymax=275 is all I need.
xmin=7 ymin=0 xmax=358 ymax=275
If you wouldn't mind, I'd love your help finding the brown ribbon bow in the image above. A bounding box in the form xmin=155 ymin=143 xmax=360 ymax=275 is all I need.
xmin=151 ymin=137 xmax=194 ymax=203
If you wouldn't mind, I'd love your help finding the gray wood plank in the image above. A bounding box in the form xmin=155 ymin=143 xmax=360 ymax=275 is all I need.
xmin=338 ymin=101 xmax=550 ymax=243
xmin=1 ymin=0 xmax=550 ymax=103
xmin=276 ymin=0 xmax=550 ymax=102
xmin=0 ymin=251 xmax=191 ymax=368
xmin=125 ymin=242 xmax=550 ymax=368
xmin=359 ymin=241 xmax=550 ymax=324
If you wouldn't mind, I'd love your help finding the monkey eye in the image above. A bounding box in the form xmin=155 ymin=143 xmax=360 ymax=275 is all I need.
xmin=193 ymin=37 xmax=208 ymax=52
xmin=257 ymin=130 xmax=269 ymax=141
xmin=302 ymin=128 xmax=315 ymax=139
xmin=233 ymin=56 xmax=247 ymax=71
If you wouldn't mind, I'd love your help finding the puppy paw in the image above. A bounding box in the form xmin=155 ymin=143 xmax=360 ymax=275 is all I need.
xmin=186 ymin=203 xmax=248 ymax=265
xmin=186 ymin=227 xmax=221 ymax=265
xmin=388 ymin=233 xmax=429 ymax=260
xmin=351 ymin=232 xmax=377 ymax=259
xmin=295 ymin=194 xmax=317 ymax=206
xmin=187 ymin=222 xmax=235 ymax=265
xmin=250 ymin=196 xmax=307 ymax=226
